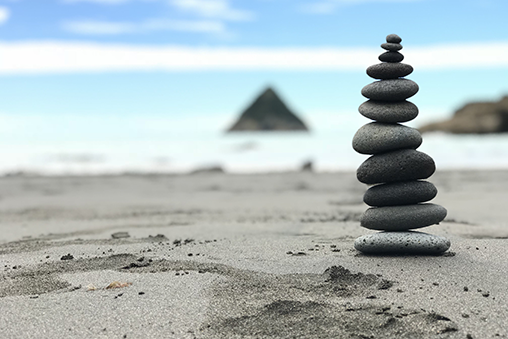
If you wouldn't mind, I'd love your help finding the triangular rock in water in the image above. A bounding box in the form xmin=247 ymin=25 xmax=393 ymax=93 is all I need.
xmin=227 ymin=87 xmax=309 ymax=132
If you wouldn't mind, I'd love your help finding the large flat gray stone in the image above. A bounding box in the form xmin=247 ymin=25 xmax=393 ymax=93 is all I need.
xmin=354 ymin=231 xmax=451 ymax=255
xmin=357 ymin=149 xmax=435 ymax=184
xmin=360 ymin=203 xmax=447 ymax=231
xmin=352 ymin=122 xmax=422 ymax=155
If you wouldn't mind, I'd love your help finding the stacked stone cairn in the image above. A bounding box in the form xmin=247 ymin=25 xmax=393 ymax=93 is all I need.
xmin=353 ymin=34 xmax=451 ymax=255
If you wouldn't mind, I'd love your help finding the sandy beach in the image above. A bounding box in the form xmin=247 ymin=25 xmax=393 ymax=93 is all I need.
xmin=1 ymin=170 xmax=507 ymax=338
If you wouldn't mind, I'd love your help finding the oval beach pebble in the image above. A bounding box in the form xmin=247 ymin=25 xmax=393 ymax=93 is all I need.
xmin=354 ymin=231 xmax=451 ymax=255
xmin=381 ymin=42 xmax=403 ymax=51
xmin=352 ymin=122 xmax=422 ymax=155
xmin=360 ymin=203 xmax=447 ymax=231
xmin=364 ymin=180 xmax=437 ymax=207
xmin=386 ymin=34 xmax=402 ymax=43
xmin=378 ymin=51 xmax=404 ymax=63
xmin=357 ymin=149 xmax=435 ymax=184
xmin=362 ymin=79 xmax=419 ymax=101
xmin=358 ymin=100 xmax=418 ymax=123
xmin=367 ymin=63 xmax=413 ymax=80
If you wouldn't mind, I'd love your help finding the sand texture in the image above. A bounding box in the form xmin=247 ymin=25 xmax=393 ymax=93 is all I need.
xmin=1 ymin=171 xmax=508 ymax=338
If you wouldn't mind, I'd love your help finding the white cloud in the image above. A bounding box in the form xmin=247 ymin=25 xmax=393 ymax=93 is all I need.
xmin=63 ymin=21 xmax=135 ymax=34
xmin=0 ymin=6 xmax=10 ymax=25
xmin=62 ymin=19 xmax=224 ymax=35
xmin=63 ymin=0 xmax=255 ymax=21
xmin=303 ymin=0 xmax=421 ymax=14
xmin=62 ymin=0 xmax=137 ymax=3
xmin=170 ymin=0 xmax=255 ymax=21
xmin=1 ymin=40 xmax=508 ymax=74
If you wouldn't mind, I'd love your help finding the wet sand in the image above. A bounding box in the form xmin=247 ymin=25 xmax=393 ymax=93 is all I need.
xmin=1 ymin=171 xmax=507 ymax=338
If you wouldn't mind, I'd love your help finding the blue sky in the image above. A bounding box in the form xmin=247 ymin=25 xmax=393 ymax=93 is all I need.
xmin=1 ymin=0 xmax=508 ymax=123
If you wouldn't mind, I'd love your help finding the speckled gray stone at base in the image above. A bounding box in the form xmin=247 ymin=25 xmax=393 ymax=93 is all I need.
xmin=361 ymin=79 xmax=419 ymax=101
xmin=354 ymin=231 xmax=450 ymax=255
xmin=367 ymin=63 xmax=413 ymax=80
xmin=357 ymin=149 xmax=435 ymax=184
xmin=359 ymin=100 xmax=418 ymax=123
xmin=352 ymin=122 xmax=422 ymax=155
xmin=378 ymin=51 xmax=404 ymax=63
xmin=381 ymin=43 xmax=402 ymax=51
xmin=386 ymin=34 xmax=402 ymax=43
xmin=361 ymin=203 xmax=447 ymax=231
xmin=364 ymin=180 xmax=438 ymax=207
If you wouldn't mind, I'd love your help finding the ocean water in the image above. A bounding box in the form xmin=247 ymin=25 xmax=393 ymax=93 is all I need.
xmin=1 ymin=111 xmax=508 ymax=175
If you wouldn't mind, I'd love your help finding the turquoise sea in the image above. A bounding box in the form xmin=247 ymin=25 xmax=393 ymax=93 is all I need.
xmin=1 ymin=110 xmax=507 ymax=175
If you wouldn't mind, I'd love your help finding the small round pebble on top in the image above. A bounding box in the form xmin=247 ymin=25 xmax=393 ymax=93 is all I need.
xmin=386 ymin=34 xmax=402 ymax=43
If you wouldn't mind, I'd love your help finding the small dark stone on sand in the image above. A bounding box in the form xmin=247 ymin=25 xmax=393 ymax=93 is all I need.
xmin=122 ymin=262 xmax=149 ymax=269
xmin=367 ymin=63 xmax=413 ymax=80
xmin=138 ymin=292 xmax=145 ymax=295
xmin=377 ymin=280 xmax=394 ymax=290
xmin=364 ymin=181 xmax=437 ymax=207
xmin=357 ymin=149 xmax=435 ymax=184
xmin=386 ymin=34 xmax=402 ymax=43
xmin=111 ymin=232 xmax=130 ymax=239
xmin=381 ymin=42 xmax=402 ymax=51
xmin=464 ymin=286 xmax=469 ymax=291
xmin=353 ymin=122 xmax=422 ymax=155
xmin=360 ymin=203 xmax=447 ymax=231
xmin=362 ymin=79 xmax=418 ymax=101
xmin=359 ymin=100 xmax=418 ymax=123
xmin=379 ymin=51 xmax=404 ymax=63
xmin=61 ymin=254 xmax=74 ymax=261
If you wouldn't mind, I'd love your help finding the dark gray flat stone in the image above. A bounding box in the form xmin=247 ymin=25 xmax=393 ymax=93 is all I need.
xmin=381 ymin=42 xmax=402 ymax=51
xmin=354 ymin=231 xmax=450 ymax=255
xmin=360 ymin=203 xmax=447 ymax=231
xmin=357 ymin=149 xmax=435 ymax=184
xmin=364 ymin=180 xmax=437 ymax=207
xmin=359 ymin=100 xmax=418 ymax=123
xmin=386 ymin=34 xmax=402 ymax=43
xmin=362 ymin=79 xmax=419 ymax=101
xmin=378 ymin=51 xmax=404 ymax=63
xmin=367 ymin=63 xmax=413 ymax=80
xmin=353 ymin=122 xmax=422 ymax=155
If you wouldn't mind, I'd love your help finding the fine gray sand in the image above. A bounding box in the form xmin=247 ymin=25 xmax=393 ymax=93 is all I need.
xmin=1 ymin=170 xmax=507 ymax=338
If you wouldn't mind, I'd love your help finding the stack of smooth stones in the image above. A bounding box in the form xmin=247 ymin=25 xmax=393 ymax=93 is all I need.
xmin=353 ymin=34 xmax=451 ymax=255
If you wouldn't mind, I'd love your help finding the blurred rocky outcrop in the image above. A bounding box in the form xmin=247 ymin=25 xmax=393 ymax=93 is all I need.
xmin=227 ymin=87 xmax=309 ymax=132
xmin=419 ymin=96 xmax=508 ymax=134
